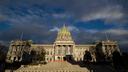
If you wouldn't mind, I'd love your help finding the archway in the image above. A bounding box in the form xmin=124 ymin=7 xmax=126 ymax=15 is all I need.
xmin=58 ymin=57 xmax=60 ymax=60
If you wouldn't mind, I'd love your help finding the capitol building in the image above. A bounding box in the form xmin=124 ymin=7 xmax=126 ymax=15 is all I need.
xmin=6 ymin=25 xmax=120 ymax=72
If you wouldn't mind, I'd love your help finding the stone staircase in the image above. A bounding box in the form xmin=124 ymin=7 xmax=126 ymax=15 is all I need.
xmin=14 ymin=62 xmax=90 ymax=72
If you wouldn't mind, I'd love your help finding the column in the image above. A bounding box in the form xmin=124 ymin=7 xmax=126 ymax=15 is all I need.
xmin=67 ymin=45 xmax=70 ymax=55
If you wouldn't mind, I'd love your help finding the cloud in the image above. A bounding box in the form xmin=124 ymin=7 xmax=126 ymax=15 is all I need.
xmin=52 ymin=13 xmax=69 ymax=18
xmin=85 ymin=29 xmax=99 ymax=34
xmin=50 ymin=26 xmax=79 ymax=32
xmin=81 ymin=5 xmax=124 ymax=23
xmin=0 ymin=0 xmax=127 ymax=51
xmin=0 ymin=0 xmax=127 ymax=24
xmin=104 ymin=29 xmax=128 ymax=35
xmin=49 ymin=27 xmax=59 ymax=32
xmin=67 ymin=26 xmax=79 ymax=32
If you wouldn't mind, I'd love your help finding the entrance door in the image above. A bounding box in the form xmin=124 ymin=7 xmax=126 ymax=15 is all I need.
xmin=57 ymin=57 xmax=60 ymax=60
xmin=63 ymin=57 xmax=66 ymax=61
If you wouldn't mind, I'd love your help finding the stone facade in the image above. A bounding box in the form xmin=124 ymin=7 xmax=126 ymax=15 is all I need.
xmin=6 ymin=25 xmax=120 ymax=63
xmin=95 ymin=40 xmax=120 ymax=62
xmin=6 ymin=40 xmax=32 ymax=63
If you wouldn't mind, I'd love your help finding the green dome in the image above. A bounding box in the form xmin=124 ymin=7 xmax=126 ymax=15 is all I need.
xmin=56 ymin=25 xmax=73 ymax=41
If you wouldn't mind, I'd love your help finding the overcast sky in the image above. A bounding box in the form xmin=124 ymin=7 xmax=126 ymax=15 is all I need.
xmin=0 ymin=0 xmax=128 ymax=52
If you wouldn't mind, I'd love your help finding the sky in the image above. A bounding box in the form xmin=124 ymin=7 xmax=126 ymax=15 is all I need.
xmin=0 ymin=0 xmax=128 ymax=52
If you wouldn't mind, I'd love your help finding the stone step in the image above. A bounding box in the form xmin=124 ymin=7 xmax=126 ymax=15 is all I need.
xmin=14 ymin=62 xmax=90 ymax=72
